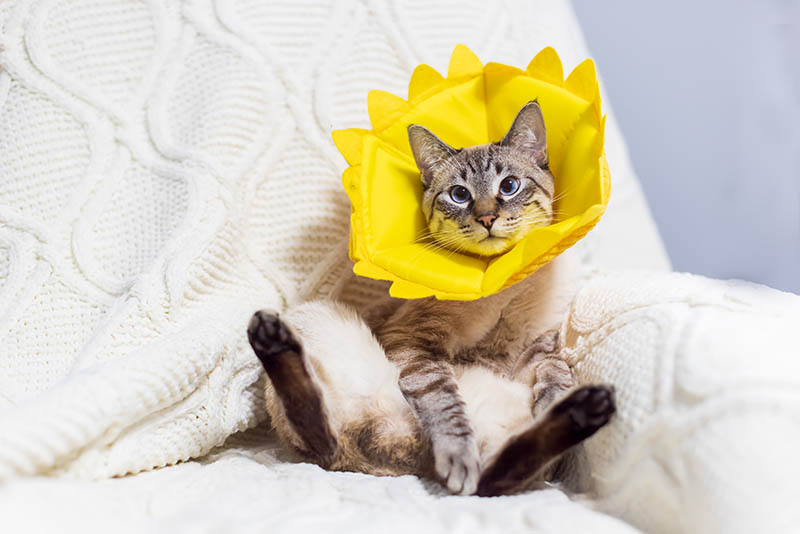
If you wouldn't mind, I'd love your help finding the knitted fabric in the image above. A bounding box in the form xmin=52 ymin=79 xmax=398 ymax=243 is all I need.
xmin=0 ymin=0 xmax=667 ymax=481
xmin=1 ymin=272 xmax=797 ymax=534
xmin=566 ymin=272 xmax=800 ymax=532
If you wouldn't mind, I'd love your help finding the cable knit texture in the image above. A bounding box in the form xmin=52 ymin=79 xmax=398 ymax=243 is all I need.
xmin=566 ymin=273 xmax=800 ymax=532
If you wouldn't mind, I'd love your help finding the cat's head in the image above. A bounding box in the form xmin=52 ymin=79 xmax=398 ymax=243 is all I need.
xmin=408 ymin=102 xmax=554 ymax=256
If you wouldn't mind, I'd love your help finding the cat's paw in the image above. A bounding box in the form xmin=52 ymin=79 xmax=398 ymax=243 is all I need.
xmin=247 ymin=309 xmax=301 ymax=360
xmin=433 ymin=435 xmax=481 ymax=496
xmin=528 ymin=329 xmax=560 ymax=354
xmin=551 ymin=384 xmax=615 ymax=439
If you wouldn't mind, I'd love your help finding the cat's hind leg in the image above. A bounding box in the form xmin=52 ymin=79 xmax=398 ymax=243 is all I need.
xmin=475 ymin=384 xmax=615 ymax=497
xmin=247 ymin=310 xmax=338 ymax=465
xmin=248 ymin=302 xmax=423 ymax=475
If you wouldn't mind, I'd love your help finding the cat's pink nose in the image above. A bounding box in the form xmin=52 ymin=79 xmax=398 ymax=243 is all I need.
xmin=477 ymin=214 xmax=497 ymax=229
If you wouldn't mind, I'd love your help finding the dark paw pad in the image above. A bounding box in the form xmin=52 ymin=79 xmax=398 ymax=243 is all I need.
xmin=555 ymin=385 xmax=616 ymax=435
xmin=247 ymin=310 xmax=301 ymax=360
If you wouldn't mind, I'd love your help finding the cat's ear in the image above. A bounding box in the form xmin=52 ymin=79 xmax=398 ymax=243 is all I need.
xmin=501 ymin=101 xmax=547 ymax=167
xmin=408 ymin=125 xmax=457 ymax=184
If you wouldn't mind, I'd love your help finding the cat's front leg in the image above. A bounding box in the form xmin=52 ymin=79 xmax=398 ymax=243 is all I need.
xmin=377 ymin=313 xmax=479 ymax=493
xmin=511 ymin=330 xmax=574 ymax=417
xmin=395 ymin=355 xmax=480 ymax=495
xmin=376 ymin=298 xmax=504 ymax=495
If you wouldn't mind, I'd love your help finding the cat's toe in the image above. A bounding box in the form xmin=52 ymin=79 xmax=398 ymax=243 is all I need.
xmin=247 ymin=310 xmax=300 ymax=360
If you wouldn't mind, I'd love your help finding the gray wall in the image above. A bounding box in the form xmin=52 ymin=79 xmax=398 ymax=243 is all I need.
xmin=572 ymin=0 xmax=800 ymax=293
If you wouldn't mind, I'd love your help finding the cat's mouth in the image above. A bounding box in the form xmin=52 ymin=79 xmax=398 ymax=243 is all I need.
xmin=479 ymin=234 xmax=509 ymax=247
xmin=478 ymin=230 xmax=508 ymax=243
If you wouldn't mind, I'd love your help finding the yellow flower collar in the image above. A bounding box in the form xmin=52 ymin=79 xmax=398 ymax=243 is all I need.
xmin=332 ymin=45 xmax=610 ymax=301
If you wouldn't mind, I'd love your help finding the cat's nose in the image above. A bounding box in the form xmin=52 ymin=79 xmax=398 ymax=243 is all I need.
xmin=477 ymin=213 xmax=497 ymax=229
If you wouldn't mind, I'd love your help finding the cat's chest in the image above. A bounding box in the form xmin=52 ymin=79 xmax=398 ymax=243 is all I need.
xmin=482 ymin=294 xmax=547 ymax=353
xmin=446 ymin=276 xmax=547 ymax=352
xmin=475 ymin=258 xmax=577 ymax=351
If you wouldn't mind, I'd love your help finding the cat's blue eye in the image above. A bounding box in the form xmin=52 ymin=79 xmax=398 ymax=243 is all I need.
xmin=499 ymin=176 xmax=520 ymax=196
xmin=449 ymin=185 xmax=471 ymax=204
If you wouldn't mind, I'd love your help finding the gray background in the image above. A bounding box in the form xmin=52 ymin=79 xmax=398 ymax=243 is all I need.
xmin=572 ymin=0 xmax=800 ymax=293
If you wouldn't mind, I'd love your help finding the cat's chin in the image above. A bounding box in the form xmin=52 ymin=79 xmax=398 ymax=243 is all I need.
xmin=465 ymin=236 xmax=516 ymax=257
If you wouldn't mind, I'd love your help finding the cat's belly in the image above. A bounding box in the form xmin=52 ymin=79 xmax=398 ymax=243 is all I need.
xmin=455 ymin=365 xmax=534 ymax=460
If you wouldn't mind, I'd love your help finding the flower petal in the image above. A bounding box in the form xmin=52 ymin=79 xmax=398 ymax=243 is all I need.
xmin=447 ymin=44 xmax=483 ymax=79
xmin=341 ymin=166 xmax=363 ymax=208
xmin=526 ymin=47 xmax=563 ymax=85
xmin=353 ymin=259 xmax=394 ymax=280
xmin=331 ymin=128 xmax=368 ymax=166
xmin=389 ymin=279 xmax=436 ymax=299
xmin=368 ymin=90 xmax=410 ymax=131
xmin=565 ymin=58 xmax=600 ymax=106
xmin=408 ymin=63 xmax=445 ymax=101
xmin=600 ymin=152 xmax=611 ymax=201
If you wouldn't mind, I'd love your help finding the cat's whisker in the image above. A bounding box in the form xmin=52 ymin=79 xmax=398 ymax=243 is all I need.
xmin=408 ymin=232 xmax=470 ymax=263
xmin=551 ymin=187 xmax=575 ymax=204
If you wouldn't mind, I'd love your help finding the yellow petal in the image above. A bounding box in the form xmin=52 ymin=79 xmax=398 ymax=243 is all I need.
xmin=526 ymin=47 xmax=563 ymax=85
xmin=353 ymin=259 xmax=394 ymax=281
xmin=408 ymin=63 xmax=445 ymax=101
xmin=389 ymin=279 xmax=436 ymax=299
xmin=598 ymin=115 xmax=606 ymax=150
xmin=447 ymin=44 xmax=483 ymax=78
xmin=341 ymin=166 xmax=362 ymax=208
xmin=565 ymin=58 xmax=599 ymax=103
xmin=368 ymin=90 xmax=410 ymax=131
xmin=598 ymin=117 xmax=608 ymax=189
xmin=331 ymin=128 xmax=367 ymax=166
xmin=600 ymin=153 xmax=611 ymax=201
xmin=592 ymin=85 xmax=603 ymax=119
xmin=373 ymin=243 xmax=486 ymax=295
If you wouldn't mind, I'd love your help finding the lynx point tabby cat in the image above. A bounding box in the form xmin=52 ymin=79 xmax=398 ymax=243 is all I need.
xmin=248 ymin=102 xmax=615 ymax=496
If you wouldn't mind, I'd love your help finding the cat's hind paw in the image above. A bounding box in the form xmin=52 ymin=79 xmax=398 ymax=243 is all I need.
xmin=247 ymin=309 xmax=301 ymax=361
xmin=551 ymin=384 xmax=615 ymax=439
xmin=247 ymin=309 xmax=338 ymax=466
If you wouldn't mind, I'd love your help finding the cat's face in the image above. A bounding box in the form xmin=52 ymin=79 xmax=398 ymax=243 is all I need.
xmin=408 ymin=102 xmax=555 ymax=256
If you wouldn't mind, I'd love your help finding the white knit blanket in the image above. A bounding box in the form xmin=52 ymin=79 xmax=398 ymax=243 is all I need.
xmin=568 ymin=273 xmax=800 ymax=532
xmin=2 ymin=272 xmax=798 ymax=534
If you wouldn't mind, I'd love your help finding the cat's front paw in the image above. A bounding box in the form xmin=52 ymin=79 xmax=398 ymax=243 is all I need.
xmin=433 ymin=435 xmax=480 ymax=496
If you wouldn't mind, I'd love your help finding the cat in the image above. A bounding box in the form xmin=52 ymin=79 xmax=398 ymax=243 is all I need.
xmin=247 ymin=101 xmax=615 ymax=496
